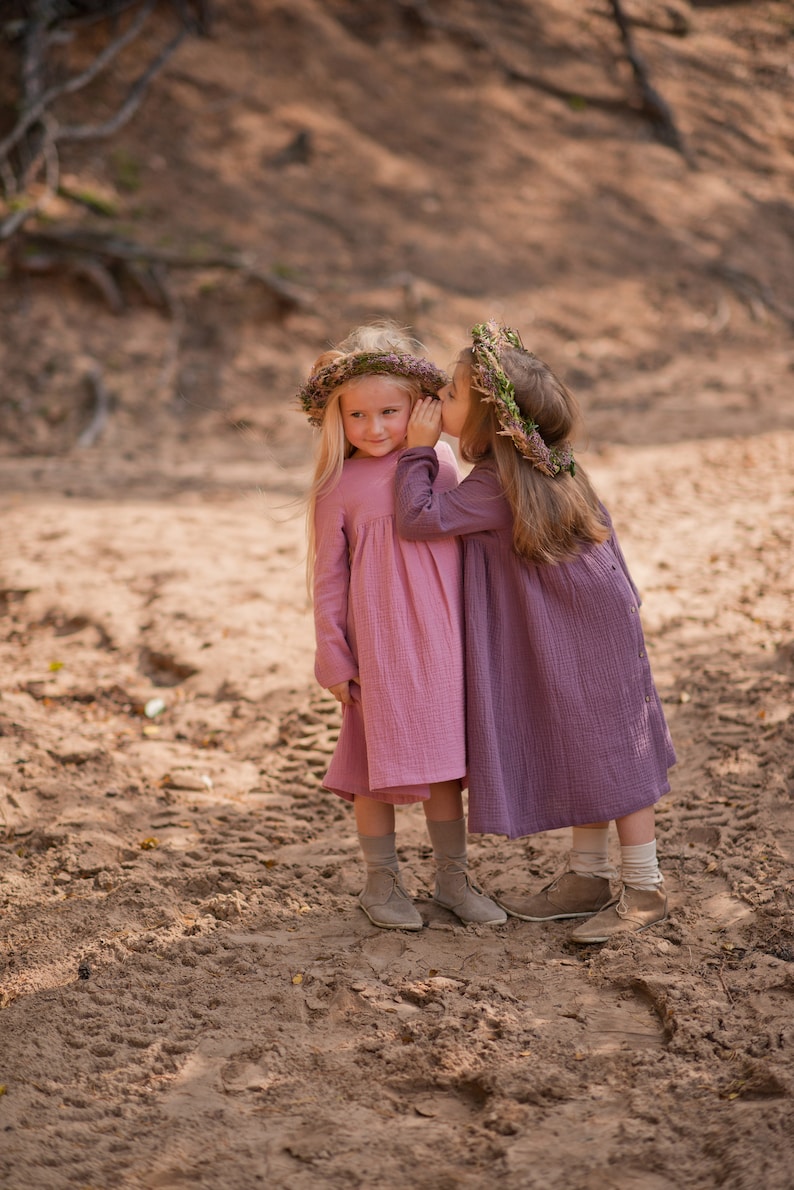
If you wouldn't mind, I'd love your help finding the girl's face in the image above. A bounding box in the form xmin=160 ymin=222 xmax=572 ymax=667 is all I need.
xmin=340 ymin=376 xmax=412 ymax=458
xmin=438 ymin=363 xmax=471 ymax=439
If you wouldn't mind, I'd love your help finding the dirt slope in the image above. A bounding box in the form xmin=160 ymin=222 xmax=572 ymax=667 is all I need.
xmin=1 ymin=2 xmax=793 ymax=1187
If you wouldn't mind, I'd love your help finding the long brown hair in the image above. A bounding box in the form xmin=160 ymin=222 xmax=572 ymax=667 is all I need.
xmin=458 ymin=347 xmax=609 ymax=564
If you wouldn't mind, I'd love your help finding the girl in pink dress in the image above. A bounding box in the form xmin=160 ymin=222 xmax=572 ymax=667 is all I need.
xmin=300 ymin=322 xmax=505 ymax=931
xmin=395 ymin=322 xmax=675 ymax=944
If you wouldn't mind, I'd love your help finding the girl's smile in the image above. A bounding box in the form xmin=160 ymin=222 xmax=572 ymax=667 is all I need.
xmin=340 ymin=377 xmax=412 ymax=457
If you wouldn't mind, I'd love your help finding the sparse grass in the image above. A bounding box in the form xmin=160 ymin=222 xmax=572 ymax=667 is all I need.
xmin=59 ymin=185 xmax=118 ymax=216
xmin=110 ymin=148 xmax=143 ymax=193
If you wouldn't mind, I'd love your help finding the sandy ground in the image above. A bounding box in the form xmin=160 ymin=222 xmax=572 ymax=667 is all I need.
xmin=1 ymin=421 xmax=792 ymax=1188
xmin=1 ymin=1 xmax=794 ymax=1186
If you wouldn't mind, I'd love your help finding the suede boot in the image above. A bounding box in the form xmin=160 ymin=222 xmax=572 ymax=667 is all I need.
xmin=498 ymin=871 xmax=613 ymax=921
xmin=426 ymin=818 xmax=507 ymax=926
xmin=358 ymin=832 xmax=423 ymax=931
xmin=569 ymin=883 xmax=667 ymax=944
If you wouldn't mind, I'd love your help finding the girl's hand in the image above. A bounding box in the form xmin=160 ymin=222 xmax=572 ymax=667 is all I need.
xmin=406 ymin=396 xmax=442 ymax=449
xmin=328 ymin=680 xmax=356 ymax=705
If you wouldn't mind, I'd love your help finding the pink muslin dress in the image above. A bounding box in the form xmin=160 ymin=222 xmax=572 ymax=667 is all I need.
xmin=313 ymin=441 xmax=465 ymax=804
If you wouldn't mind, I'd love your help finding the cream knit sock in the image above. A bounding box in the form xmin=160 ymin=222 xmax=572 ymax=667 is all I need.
xmin=569 ymin=826 xmax=615 ymax=880
xmin=620 ymin=840 xmax=663 ymax=891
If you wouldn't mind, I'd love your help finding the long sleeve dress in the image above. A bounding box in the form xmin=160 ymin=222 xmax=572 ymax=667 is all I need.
xmin=313 ymin=442 xmax=466 ymax=804
xmin=395 ymin=447 xmax=676 ymax=838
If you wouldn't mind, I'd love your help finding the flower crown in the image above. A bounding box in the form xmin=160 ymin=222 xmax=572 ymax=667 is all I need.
xmin=470 ymin=321 xmax=575 ymax=477
xmin=298 ymin=351 xmax=449 ymax=427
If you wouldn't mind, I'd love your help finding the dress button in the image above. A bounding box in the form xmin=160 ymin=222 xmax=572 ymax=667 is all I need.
xmin=645 ymin=695 xmax=651 ymax=702
xmin=630 ymin=606 xmax=636 ymax=613
xmin=639 ymin=650 xmax=645 ymax=658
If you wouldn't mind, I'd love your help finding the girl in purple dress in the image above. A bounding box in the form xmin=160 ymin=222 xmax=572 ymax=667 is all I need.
xmin=300 ymin=322 xmax=505 ymax=932
xmin=395 ymin=322 xmax=676 ymax=944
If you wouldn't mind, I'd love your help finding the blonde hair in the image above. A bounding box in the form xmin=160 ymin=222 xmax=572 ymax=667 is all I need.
xmin=305 ymin=321 xmax=429 ymax=591
xmin=458 ymin=347 xmax=609 ymax=564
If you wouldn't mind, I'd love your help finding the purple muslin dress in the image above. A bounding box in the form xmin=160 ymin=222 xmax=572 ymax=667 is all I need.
xmin=313 ymin=442 xmax=465 ymax=804
xmin=395 ymin=447 xmax=676 ymax=838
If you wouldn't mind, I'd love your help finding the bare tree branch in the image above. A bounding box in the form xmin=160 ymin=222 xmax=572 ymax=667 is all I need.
xmin=21 ymin=3 xmax=50 ymax=110
xmin=8 ymin=227 xmax=312 ymax=313
xmin=401 ymin=0 xmax=695 ymax=160
xmin=58 ymin=26 xmax=188 ymax=141
xmin=607 ymin=0 xmax=693 ymax=162
xmin=0 ymin=113 xmax=60 ymax=241
xmin=0 ymin=2 xmax=198 ymax=243
xmin=711 ymin=263 xmax=794 ymax=330
xmin=0 ymin=2 xmax=156 ymax=162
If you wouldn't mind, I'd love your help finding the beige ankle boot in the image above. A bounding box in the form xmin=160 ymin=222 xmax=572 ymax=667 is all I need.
xmin=498 ymin=871 xmax=613 ymax=921
xmin=569 ymin=883 xmax=667 ymax=944
xmin=426 ymin=818 xmax=507 ymax=926
xmin=358 ymin=832 xmax=423 ymax=931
